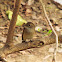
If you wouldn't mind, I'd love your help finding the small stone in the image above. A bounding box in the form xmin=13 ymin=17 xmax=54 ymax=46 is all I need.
xmin=55 ymin=26 xmax=60 ymax=31
xmin=35 ymin=26 xmax=42 ymax=32
xmin=49 ymin=47 xmax=54 ymax=52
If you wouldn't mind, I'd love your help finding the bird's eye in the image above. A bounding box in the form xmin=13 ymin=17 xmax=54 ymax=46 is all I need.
xmin=28 ymin=24 xmax=30 ymax=26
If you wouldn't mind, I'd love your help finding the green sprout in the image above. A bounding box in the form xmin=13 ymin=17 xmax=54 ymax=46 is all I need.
xmin=47 ymin=30 xmax=52 ymax=34
xmin=43 ymin=30 xmax=52 ymax=37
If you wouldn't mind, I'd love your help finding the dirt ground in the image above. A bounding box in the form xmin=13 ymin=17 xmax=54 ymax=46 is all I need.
xmin=0 ymin=0 xmax=62 ymax=62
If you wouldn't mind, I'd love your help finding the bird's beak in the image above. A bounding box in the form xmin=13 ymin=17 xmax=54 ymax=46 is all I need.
xmin=22 ymin=23 xmax=28 ymax=29
xmin=24 ymin=25 xmax=28 ymax=28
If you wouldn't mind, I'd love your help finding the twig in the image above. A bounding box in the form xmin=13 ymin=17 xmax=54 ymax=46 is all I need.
xmin=14 ymin=0 xmax=16 ymax=8
xmin=0 ymin=27 xmax=9 ymax=29
xmin=3 ymin=33 xmax=22 ymax=37
xmin=40 ymin=0 xmax=58 ymax=62
xmin=0 ymin=57 xmax=7 ymax=62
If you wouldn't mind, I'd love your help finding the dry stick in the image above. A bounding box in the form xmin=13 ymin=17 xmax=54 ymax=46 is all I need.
xmin=0 ymin=40 xmax=43 ymax=58
xmin=1 ymin=34 xmax=62 ymax=57
xmin=40 ymin=0 xmax=58 ymax=62
xmin=14 ymin=0 xmax=16 ymax=8
xmin=0 ymin=27 xmax=9 ymax=29
xmin=6 ymin=0 xmax=21 ymax=46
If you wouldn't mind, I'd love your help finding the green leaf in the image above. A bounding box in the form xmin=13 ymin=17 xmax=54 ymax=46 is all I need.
xmin=16 ymin=15 xmax=27 ymax=26
xmin=6 ymin=10 xmax=27 ymax=26
xmin=6 ymin=10 xmax=13 ymax=20
xmin=47 ymin=30 xmax=52 ymax=34
xmin=42 ymin=30 xmax=52 ymax=37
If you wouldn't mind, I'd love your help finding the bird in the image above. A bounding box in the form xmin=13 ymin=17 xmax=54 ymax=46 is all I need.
xmin=22 ymin=22 xmax=35 ymax=42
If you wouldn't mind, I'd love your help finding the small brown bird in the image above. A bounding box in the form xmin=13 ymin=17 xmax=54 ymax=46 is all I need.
xmin=22 ymin=22 xmax=35 ymax=42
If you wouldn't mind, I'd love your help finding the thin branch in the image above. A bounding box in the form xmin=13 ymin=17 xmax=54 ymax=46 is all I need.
xmin=40 ymin=0 xmax=58 ymax=62
xmin=0 ymin=32 xmax=62 ymax=58
xmin=0 ymin=40 xmax=43 ymax=58
xmin=6 ymin=0 xmax=21 ymax=47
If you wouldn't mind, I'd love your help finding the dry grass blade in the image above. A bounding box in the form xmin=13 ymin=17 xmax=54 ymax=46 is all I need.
xmin=40 ymin=0 xmax=58 ymax=62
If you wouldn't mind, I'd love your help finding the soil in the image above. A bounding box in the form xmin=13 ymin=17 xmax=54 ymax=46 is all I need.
xmin=0 ymin=0 xmax=62 ymax=62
